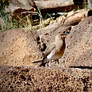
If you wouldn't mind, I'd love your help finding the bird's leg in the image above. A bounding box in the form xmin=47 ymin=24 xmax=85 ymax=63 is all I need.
xmin=39 ymin=57 xmax=49 ymax=67
xmin=47 ymin=60 xmax=51 ymax=67
xmin=56 ymin=59 xmax=59 ymax=64
xmin=39 ymin=61 xmax=46 ymax=67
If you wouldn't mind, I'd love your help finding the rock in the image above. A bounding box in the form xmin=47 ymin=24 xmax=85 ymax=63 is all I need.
xmin=35 ymin=0 xmax=74 ymax=9
xmin=5 ymin=0 xmax=35 ymax=13
xmin=0 ymin=66 xmax=92 ymax=92
xmin=60 ymin=16 xmax=92 ymax=68
xmin=0 ymin=11 xmax=92 ymax=92
xmin=5 ymin=0 xmax=74 ymax=13
xmin=5 ymin=0 xmax=86 ymax=14
xmin=37 ymin=22 xmax=71 ymax=52
xmin=0 ymin=29 xmax=43 ymax=66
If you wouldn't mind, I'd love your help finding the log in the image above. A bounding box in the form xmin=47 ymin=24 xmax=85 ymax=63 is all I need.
xmin=5 ymin=0 xmax=86 ymax=14
xmin=63 ymin=9 xmax=88 ymax=26
xmin=5 ymin=0 xmax=77 ymax=13
xmin=34 ymin=0 xmax=86 ymax=13
xmin=35 ymin=0 xmax=74 ymax=9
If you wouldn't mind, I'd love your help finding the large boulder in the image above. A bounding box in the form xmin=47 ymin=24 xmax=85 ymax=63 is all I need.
xmin=0 ymin=29 xmax=43 ymax=66
xmin=0 ymin=15 xmax=92 ymax=92
xmin=0 ymin=66 xmax=92 ymax=92
xmin=37 ymin=23 xmax=71 ymax=48
xmin=60 ymin=16 xmax=92 ymax=68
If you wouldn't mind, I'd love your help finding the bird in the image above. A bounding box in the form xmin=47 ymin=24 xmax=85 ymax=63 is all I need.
xmin=33 ymin=33 xmax=67 ymax=67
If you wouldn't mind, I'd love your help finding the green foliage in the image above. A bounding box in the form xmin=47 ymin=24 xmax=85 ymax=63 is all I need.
xmin=0 ymin=0 xmax=44 ymax=31
xmin=0 ymin=0 xmax=28 ymax=31
xmin=0 ymin=0 xmax=12 ymax=31
xmin=0 ymin=12 xmax=29 ymax=31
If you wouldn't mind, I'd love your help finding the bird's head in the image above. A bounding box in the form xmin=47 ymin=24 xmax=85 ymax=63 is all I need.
xmin=60 ymin=33 xmax=67 ymax=40
xmin=56 ymin=33 xmax=67 ymax=41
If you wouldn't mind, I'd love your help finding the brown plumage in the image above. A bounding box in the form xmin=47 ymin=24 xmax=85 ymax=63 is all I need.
xmin=46 ymin=34 xmax=66 ymax=60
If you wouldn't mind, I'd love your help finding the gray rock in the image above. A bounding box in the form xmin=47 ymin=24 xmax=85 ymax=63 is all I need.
xmin=60 ymin=16 xmax=92 ymax=68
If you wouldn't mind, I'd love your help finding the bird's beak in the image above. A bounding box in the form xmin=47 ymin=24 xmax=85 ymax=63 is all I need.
xmin=60 ymin=34 xmax=67 ymax=40
xmin=62 ymin=34 xmax=67 ymax=38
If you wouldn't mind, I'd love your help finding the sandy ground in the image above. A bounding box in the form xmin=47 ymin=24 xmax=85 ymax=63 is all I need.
xmin=0 ymin=16 xmax=92 ymax=91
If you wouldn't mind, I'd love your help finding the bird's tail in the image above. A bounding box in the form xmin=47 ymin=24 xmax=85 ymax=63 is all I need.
xmin=32 ymin=57 xmax=48 ymax=67
xmin=32 ymin=59 xmax=43 ymax=63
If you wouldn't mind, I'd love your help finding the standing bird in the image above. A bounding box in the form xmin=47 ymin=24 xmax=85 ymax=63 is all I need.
xmin=46 ymin=34 xmax=66 ymax=60
xmin=33 ymin=33 xmax=66 ymax=67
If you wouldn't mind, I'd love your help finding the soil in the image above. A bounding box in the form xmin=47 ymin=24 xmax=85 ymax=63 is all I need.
xmin=0 ymin=29 xmax=43 ymax=67
xmin=0 ymin=16 xmax=92 ymax=91
xmin=0 ymin=66 xmax=92 ymax=92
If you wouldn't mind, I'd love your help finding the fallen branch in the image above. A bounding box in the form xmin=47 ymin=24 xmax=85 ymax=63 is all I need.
xmin=63 ymin=9 xmax=88 ymax=26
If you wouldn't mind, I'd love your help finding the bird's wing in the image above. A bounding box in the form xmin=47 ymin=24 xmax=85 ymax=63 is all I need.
xmin=32 ymin=43 xmax=55 ymax=64
xmin=44 ymin=42 xmax=56 ymax=56
xmin=47 ymin=48 xmax=56 ymax=60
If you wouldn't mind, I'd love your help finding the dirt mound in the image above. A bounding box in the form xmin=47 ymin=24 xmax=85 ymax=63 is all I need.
xmin=60 ymin=16 xmax=92 ymax=68
xmin=0 ymin=29 xmax=43 ymax=67
xmin=37 ymin=23 xmax=71 ymax=48
xmin=0 ymin=66 xmax=92 ymax=92
xmin=0 ymin=16 xmax=92 ymax=91
xmin=0 ymin=22 xmax=71 ymax=67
